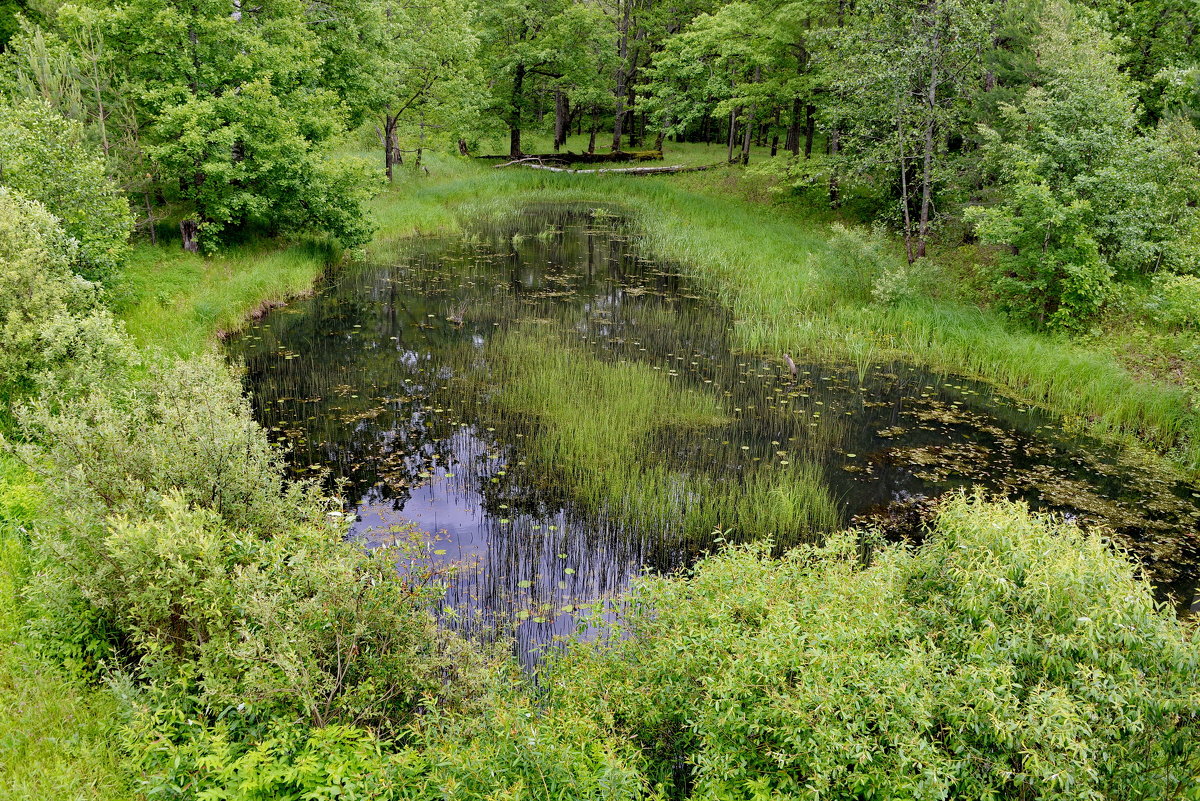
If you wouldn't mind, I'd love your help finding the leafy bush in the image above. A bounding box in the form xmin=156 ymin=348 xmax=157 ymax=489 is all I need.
xmin=871 ymin=257 xmax=940 ymax=307
xmin=0 ymin=100 xmax=132 ymax=283
xmin=968 ymin=187 xmax=1113 ymax=331
xmin=1146 ymin=272 xmax=1200 ymax=329
xmin=0 ymin=186 xmax=101 ymax=403
xmin=549 ymin=494 xmax=1200 ymax=800
xmin=15 ymin=348 xmax=504 ymax=732
xmin=127 ymin=696 xmax=649 ymax=801
xmin=826 ymin=223 xmax=896 ymax=302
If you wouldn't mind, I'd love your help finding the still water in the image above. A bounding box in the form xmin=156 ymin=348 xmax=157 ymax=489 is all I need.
xmin=226 ymin=205 xmax=1200 ymax=656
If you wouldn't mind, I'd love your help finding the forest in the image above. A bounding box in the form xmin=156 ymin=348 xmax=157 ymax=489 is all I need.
xmin=1 ymin=0 xmax=1199 ymax=798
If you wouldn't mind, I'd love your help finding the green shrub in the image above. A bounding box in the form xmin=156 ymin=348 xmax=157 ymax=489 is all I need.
xmin=1146 ymin=272 xmax=1200 ymax=329
xmin=127 ymin=697 xmax=649 ymax=801
xmin=0 ymin=100 xmax=132 ymax=284
xmin=15 ymin=348 xmax=505 ymax=731
xmin=871 ymin=257 xmax=941 ymax=307
xmin=549 ymin=494 xmax=1200 ymax=800
xmin=826 ymin=223 xmax=895 ymax=303
xmin=0 ymin=186 xmax=102 ymax=403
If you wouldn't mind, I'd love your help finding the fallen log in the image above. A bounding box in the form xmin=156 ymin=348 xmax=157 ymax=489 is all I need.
xmin=477 ymin=150 xmax=663 ymax=164
xmin=497 ymin=160 xmax=730 ymax=176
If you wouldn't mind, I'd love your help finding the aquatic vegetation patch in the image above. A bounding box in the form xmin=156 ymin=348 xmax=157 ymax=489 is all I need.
xmin=484 ymin=326 xmax=841 ymax=539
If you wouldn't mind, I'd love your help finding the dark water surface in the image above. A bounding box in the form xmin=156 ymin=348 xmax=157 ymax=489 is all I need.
xmin=226 ymin=205 xmax=1200 ymax=656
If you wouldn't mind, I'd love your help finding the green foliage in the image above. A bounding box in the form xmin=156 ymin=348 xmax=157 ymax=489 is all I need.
xmin=474 ymin=0 xmax=615 ymax=155
xmin=0 ymin=99 xmax=132 ymax=282
xmin=147 ymin=79 xmax=376 ymax=249
xmin=550 ymin=493 xmax=1200 ymax=799
xmin=128 ymin=694 xmax=649 ymax=801
xmin=61 ymin=0 xmax=379 ymax=250
xmin=17 ymin=351 xmax=500 ymax=728
xmin=1146 ymin=272 xmax=1200 ymax=330
xmin=0 ymin=186 xmax=103 ymax=404
xmin=967 ymin=1 xmax=1200 ymax=331
xmin=969 ymin=183 xmax=1113 ymax=330
xmin=375 ymin=0 xmax=482 ymax=172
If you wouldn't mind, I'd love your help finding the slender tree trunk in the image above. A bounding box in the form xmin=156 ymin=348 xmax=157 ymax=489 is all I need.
xmin=897 ymin=111 xmax=915 ymax=264
xmin=828 ymin=125 xmax=840 ymax=206
xmin=458 ymin=138 xmax=469 ymax=156
xmin=415 ymin=118 xmax=425 ymax=169
xmin=701 ymin=110 xmax=711 ymax=144
xmin=588 ymin=107 xmax=598 ymax=153
xmin=829 ymin=0 xmax=847 ymax=205
xmin=383 ymin=114 xmax=402 ymax=181
xmin=611 ymin=0 xmax=631 ymax=151
xmin=727 ymin=107 xmax=739 ymax=162
xmin=804 ymin=104 xmax=815 ymax=158
xmin=144 ymin=193 xmax=157 ymax=246
xmin=509 ymin=62 xmax=525 ymax=158
xmin=741 ymin=66 xmax=761 ymax=165
xmin=916 ymin=19 xmax=941 ymax=260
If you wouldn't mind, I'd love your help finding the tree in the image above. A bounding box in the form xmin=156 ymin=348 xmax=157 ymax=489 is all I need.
xmin=967 ymin=1 xmax=1200 ymax=329
xmin=72 ymin=0 xmax=375 ymax=252
xmin=0 ymin=99 xmax=132 ymax=282
xmin=829 ymin=0 xmax=995 ymax=260
xmin=377 ymin=0 xmax=480 ymax=179
xmin=475 ymin=0 xmax=613 ymax=157
xmin=0 ymin=0 xmax=41 ymax=51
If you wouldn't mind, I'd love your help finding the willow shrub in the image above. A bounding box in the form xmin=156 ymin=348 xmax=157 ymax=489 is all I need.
xmin=547 ymin=494 xmax=1200 ymax=800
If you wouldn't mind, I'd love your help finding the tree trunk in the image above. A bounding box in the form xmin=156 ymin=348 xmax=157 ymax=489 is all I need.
xmin=828 ymin=125 xmax=840 ymax=206
xmin=741 ymin=67 xmax=761 ymax=165
xmin=611 ymin=0 xmax=631 ymax=151
xmin=804 ymin=104 xmax=816 ymax=158
xmin=145 ymin=194 xmax=157 ymax=246
xmin=458 ymin=138 xmax=469 ymax=156
xmin=727 ymin=106 xmax=738 ymax=163
xmin=383 ymin=114 xmax=402 ymax=181
xmin=588 ymin=107 xmax=598 ymax=153
xmin=509 ymin=62 xmax=525 ymax=158
xmin=897 ymin=111 xmax=915 ymax=264
xmin=916 ymin=17 xmax=941 ymax=261
xmin=180 ymin=219 xmax=199 ymax=253
xmin=415 ymin=118 xmax=426 ymax=169
xmin=553 ymin=90 xmax=568 ymax=151
xmin=786 ymin=98 xmax=801 ymax=155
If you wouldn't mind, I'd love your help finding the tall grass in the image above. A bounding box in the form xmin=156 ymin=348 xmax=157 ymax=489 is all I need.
xmin=486 ymin=327 xmax=841 ymax=538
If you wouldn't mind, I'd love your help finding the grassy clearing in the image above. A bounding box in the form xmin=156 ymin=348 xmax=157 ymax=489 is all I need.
xmin=488 ymin=327 xmax=842 ymax=537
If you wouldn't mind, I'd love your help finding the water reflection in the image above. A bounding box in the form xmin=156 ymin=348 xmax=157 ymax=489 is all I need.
xmin=227 ymin=205 xmax=1200 ymax=658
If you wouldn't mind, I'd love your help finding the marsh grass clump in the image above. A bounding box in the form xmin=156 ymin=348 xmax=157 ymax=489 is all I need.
xmin=549 ymin=493 xmax=1200 ymax=799
xmin=484 ymin=326 xmax=840 ymax=539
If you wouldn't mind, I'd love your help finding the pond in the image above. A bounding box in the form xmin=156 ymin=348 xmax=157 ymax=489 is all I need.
xmin=226 ymin=204 xmax=1200 ymax=658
